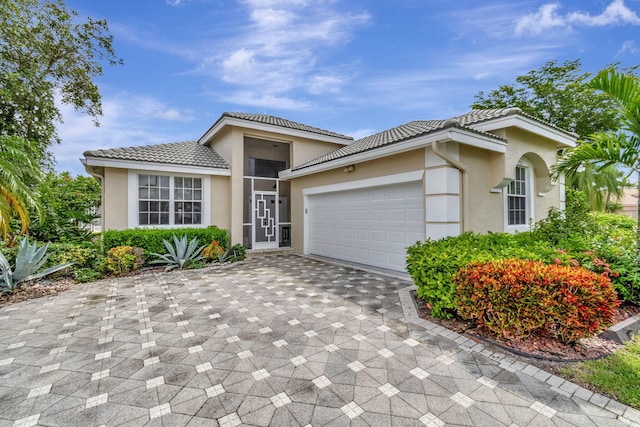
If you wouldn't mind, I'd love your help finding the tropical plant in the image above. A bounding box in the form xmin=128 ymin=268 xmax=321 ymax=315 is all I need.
xmin=0 ymin=135 xmax=43 ymax=237
xmin=0 ymin=237 xmax=72 ymax=291
xmin=103 ymin=245 xmax=142 ymax=276
xmin=564 ymin=163 xmax=627 ymax=212
xmin=473 ymin=60 xmax=635 ymax=208
xmin=29 ymin=172 xmax=101 ymax=242
xmin=553 ymin=68 xmax=640 ymax=247
xmin=149 ymin=235 xmax=205 ymax=271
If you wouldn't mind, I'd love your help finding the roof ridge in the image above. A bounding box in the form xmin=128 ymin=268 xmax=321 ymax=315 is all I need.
xmin=218 ymin=112 xmax=354 ymax=141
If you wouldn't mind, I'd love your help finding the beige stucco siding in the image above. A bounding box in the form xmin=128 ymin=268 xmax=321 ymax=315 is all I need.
xmin=461 ymin=128 xmax=562 ymax=232
xmin=103 ymin=167 xmax=129 ymax=230
xmin=289 ymin=149 xmax=425 ymax=252
xmin=210 ymin=175 xmax=230 ymax=231
xmin=208 ymin=125 xmax=350 ymax=245
xmin=459 ymin=146 xmax=504 ymax=233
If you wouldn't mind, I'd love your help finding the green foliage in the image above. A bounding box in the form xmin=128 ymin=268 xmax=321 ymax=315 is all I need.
xmin=0 ymin=237 xmax=72 ymax=291
xmin=407 ymin=190 xmax=639 ymax=317
xmin=227 ymin=244 xmax=246 ymax=263
xmin=104 ymin=246 xmax=142 ymax=276
xmin=73 ymin=267 xmax=102 ymax=283
xmin=0 ymin=135 xmax=43 ymax=237
xmin=454 ymin=259 xmax=619 ymax=344
xmin=149 ymin=235 xmax=205 ymax=271
xmin=553 ymin=68 xmax=640 ymax=241
xmin=0 ymin=0 xmax=122 ymax=158
xmin=102 ymin=226 xmax=228 ymax=256
xmin=29 ymin=172 xmax=101 ymax=243
xmin=406 ymin=232 xmax=555 ymax=318
xmin=48 ymin=242 xmax=100 ymax=269
xmin=472 ymin=59 xmax=621 ymax=138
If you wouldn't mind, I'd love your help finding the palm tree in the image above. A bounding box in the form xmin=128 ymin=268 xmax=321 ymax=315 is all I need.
xmin=553 ymin=68 xmax=640 ymax=247
xmin=564 ymin=163 xmax=626 ymax=212
xmin=0 ymin=135 xmax=42 ymax=237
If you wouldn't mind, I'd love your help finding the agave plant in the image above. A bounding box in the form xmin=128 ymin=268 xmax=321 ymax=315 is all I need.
xmin=0 ymin=238 xmax=73 ymax=291
xmin=149 ymin=235 xmax=205 ymax=271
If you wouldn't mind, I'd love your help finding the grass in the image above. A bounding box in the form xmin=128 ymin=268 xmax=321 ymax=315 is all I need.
xmin=561 ymin=334 xmax=640 ymax=409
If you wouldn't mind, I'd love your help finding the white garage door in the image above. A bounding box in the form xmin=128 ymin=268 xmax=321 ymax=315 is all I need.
xmin=308 ymin=181 xmax=424 ymax=272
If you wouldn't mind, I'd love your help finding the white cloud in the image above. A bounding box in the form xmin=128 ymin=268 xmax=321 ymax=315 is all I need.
xmin=222 ymin=90 xmax=310 ymax=110
xmin=207 ymin=1 xmax=370 ymax=108
xmin=568 ymin=0 xmax=640 ymax=26
xmin=52 ymin=94 xmax=195 ymax=175
xmin=515 ymin=0 xmax=640 ymax=36
xmin=616 ymin=40 xmax=640 ymax=56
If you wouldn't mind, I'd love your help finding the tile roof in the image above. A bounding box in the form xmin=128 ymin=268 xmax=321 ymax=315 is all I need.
xmin=83 ymin=141 xmax=229 ymax=169
xmin=452 ymin=107 xmax=579 ymax=137
xmin=212 ymin=112 xmax=354 ymax=141
xmin=291 ymin=108 xmax=576 ymax=171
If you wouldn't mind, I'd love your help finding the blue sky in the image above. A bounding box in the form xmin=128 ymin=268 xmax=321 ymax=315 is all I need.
xmin=56 ymin=0 xmax=640 ymax=175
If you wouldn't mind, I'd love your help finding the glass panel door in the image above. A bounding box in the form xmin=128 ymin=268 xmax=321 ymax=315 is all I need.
xmin=252 ymin=191 xmax=278 ymax=249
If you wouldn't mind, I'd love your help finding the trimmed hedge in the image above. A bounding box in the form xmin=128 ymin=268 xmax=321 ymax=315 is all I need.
xmin=454 ymin=259 xmax=619 ymax=344
xmin=406 ymin=232 xmax=559 ymax=318
xmin=102 ymin=226 xmax=229 ymax=255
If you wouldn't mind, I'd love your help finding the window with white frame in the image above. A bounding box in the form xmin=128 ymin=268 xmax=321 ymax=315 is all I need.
xmin=507 ymin=166 xmax=528 ymax=225
xmin=138 ymin=174 xmax=202 ymax=226
xmin=505 ymin=160 xmax=534 ymax=231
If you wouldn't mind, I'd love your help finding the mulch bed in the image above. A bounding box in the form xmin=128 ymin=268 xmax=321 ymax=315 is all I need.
xmin=413 ymin=294 xmax=640 ymax=362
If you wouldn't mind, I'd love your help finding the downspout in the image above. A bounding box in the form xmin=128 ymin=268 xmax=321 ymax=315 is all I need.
xmin=431 ymin=139 xmax=468 ymax=233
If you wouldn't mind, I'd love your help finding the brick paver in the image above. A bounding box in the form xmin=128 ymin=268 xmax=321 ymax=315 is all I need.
xmin=0 ymin=254 xmax=637 ymax=426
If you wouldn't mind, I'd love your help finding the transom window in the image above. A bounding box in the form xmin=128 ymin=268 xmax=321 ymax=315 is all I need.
xmin=507 ymin=166 xmax=528 ymax=226
xmin=138 ymin=174 xmax=202 ymax=226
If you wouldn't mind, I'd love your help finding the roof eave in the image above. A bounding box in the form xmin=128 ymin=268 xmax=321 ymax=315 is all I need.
xmin=197 ymin=116 xmax=353 ymax=146
xmin=280 ymin=127 xmax=506 ymax=179
xmin=82 ymin=156 xmax=231 ymax=176
xmin=469 ymin=115 xmax=577 ymax=148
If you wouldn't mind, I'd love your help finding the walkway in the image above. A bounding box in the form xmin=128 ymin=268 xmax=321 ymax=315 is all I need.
xmin=0 ymin=254 xmax=638 ymax=426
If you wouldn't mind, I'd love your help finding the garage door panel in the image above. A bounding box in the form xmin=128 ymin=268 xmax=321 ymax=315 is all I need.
xmin=308 ymin=181 xmax=424 ymax=272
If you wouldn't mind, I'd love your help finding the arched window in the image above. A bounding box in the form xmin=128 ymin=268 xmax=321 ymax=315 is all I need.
xmin=505 ymin=159 xmax=534 ymax=233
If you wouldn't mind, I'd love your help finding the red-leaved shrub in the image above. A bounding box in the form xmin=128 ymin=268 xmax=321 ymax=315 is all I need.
xmin=454 ymin=259 xmax=619 ymax=344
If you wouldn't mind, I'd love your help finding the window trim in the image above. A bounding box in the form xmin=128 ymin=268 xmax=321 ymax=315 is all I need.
xmin=503 ymin=159 xmax=534 ymax=233
xmin=128 ymin=170 xmax=210 ymax=229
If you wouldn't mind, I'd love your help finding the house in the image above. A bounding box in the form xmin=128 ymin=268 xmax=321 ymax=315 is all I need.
xmin=620 ymin=187 xmax=638 ymax=220
xmin=81 ymin=108 xmax=577 ymax=273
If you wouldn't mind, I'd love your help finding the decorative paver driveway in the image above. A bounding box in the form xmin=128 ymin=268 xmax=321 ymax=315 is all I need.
xmin=1 ymin=254 xmax=639 ymax=426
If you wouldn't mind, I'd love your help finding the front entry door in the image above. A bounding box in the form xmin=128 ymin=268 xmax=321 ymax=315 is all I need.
xmin=252 ymin=191 xmax=278 ymax=249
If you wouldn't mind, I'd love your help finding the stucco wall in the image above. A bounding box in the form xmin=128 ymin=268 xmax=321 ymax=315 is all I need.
xmin=459 ymin=146 xmax=505 ymax=233
xmin=289 ymin=149 xmax=425 ymax=252
xmin=210 ymin=175 xmax=231 ymax=231
xmin=209 ymin=126 xmax=350 ymax=245
xmin=461 ymin=128 xmax=562 ymax=232
xmin=103 ymin=168 xmax=129 ymax=230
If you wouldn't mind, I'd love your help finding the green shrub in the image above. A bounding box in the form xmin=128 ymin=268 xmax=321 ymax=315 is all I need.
xmin=454 ymin=259 xmax=619 ymax=344
xmin=102 ymin=226 xmax=228 ymax=255
xmin=73 ymin=267 xmax=103 ymax=283
xmin=201 ymin=239 xmax=226 ymax=261
xmin=227 ymin=244 xmax=246 ymax=262
xmin=406 ymin=232 xmax=556 ymax=318
xmin=104 ymin=246 xmax=143 ymax=275
xmin=49 ymin=242 xmax=101 ymax=269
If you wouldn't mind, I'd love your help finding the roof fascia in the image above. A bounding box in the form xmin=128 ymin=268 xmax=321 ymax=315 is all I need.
xmin=280 ymin=127 xmax=506 ymax=179
xmin=82 ymin=156 xmax=231 ymax=176
xmin=197 ymin=116 xmax=352 ymax=146
xmin=469 ymin=115 xmax=577 ymax=148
